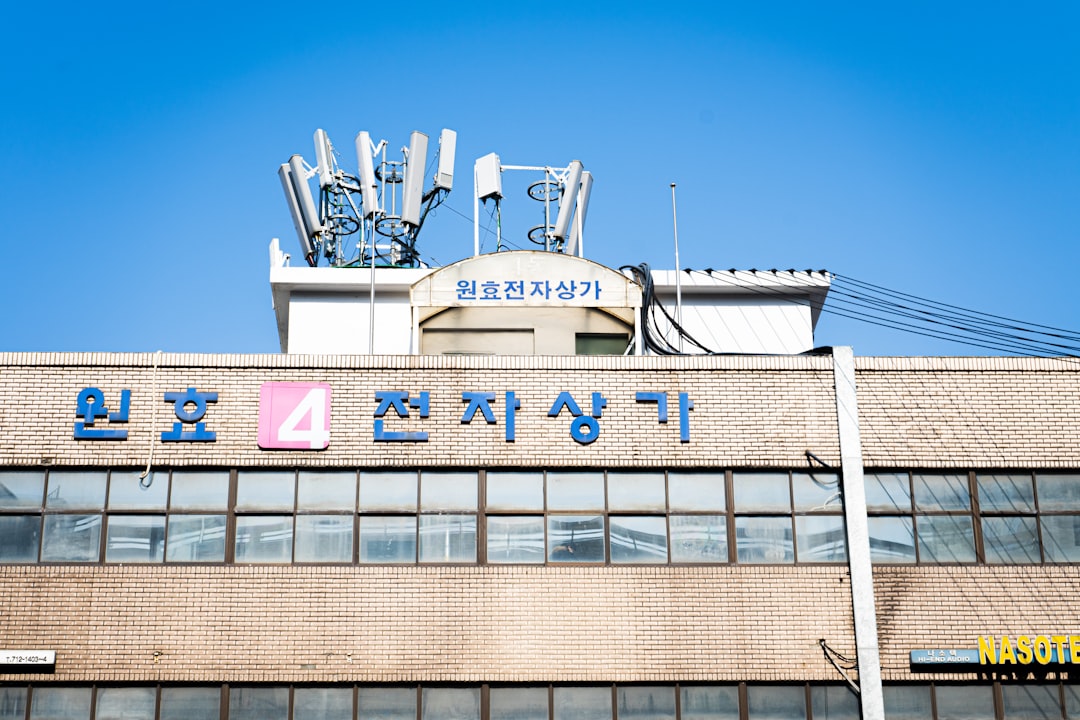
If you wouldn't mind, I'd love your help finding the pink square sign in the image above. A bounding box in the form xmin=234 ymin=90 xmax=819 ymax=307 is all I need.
xmin=258 ymin=382 xmax=332 ymax=450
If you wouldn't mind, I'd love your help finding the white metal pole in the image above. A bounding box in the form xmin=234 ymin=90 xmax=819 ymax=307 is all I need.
xmin=473 ymin=163 xmax=480 ymax=256
xmin=671 ymin=183 xmax=683 ymax=353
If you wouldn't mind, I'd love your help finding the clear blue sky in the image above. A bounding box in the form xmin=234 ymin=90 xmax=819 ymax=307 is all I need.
xmin=2 ymin=2 xmax=1078 ymax=356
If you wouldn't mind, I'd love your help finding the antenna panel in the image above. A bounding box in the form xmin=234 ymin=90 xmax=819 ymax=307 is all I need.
xmin=475 ymin=153 xmax=503 ymax=201
xmin=354 ymin=131 xmax=380 ymax=219
xmin=287 ymin=154 xmax=324 ymax=239
xmin=552 ymin=160 xmax=584 ymax=241
xmin=566 ymin=170 xmax=593 ymax=256
xmin=313 ymin=129 xmax=334 ymax=189
xmin=401 ymin=131 xmax=429 ymax=228
xmin=435 ymin=129 xmax=456 ymax=191
xmin=278 ymin=163 xmax=316 ymax=263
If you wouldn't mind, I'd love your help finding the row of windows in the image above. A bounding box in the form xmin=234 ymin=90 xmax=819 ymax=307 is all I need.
xmin=1 ymin=682 xmax=1078 ymax=720
xmin=2 ymin=469 xmax=1079 ymax=565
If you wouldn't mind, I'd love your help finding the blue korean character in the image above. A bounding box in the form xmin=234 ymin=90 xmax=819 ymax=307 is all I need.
xmin=636 ymin=391 xmax=693 ymax=442
xmin=480 ymin=281 xmax=501 ymax=300
xmin=460 ymin=391 xmax=520 ymax=442
xmin=457 ymin=280 xmax=477 ymax=300
xmin=548 ymin=391 xmax=607 ymax=444
xmin=504 ymin=280 xmax=525 ymax=300
xmin=555 ymin=280 xmax=577 ymax=299
xmin=161 ymin=387 xmax=218 ymax=442
xmin=530 ymin=280 xmax=551 ymax=299
xmin=374 ymin=391 xmax=430 ymax=442
xmin=73 ymin=387 xmax=131 ymax=440
xmin=580 ymin=280 xmax=601 ymax=299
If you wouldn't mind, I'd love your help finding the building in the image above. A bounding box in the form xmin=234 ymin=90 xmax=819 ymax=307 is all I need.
xmin=3 ymin=239 xmax=1080 ymax=718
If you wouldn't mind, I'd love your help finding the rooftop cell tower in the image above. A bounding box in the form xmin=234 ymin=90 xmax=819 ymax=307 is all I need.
xmin=278 ymin=127 xmax=456 ymax=267
xmin=474 ymin=155 xmax=592 ymax=257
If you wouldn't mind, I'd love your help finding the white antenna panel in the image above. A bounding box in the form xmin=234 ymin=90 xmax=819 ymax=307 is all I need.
xmin=566 ymin=170 xmax=593 ymax=257
xmin=435 ymin=129 xmax=456 ymax=191
xmin=401 ymin=131 xmax=429 ymax=228
xmin=552 ymin=160 xmax=583 ymax=241
xmin=287 ymin=154 xmax=324 ymax=239
xmin=277 ymin=163 xmax=316 ymax=261
xmin=313 ymin=129 xmax=334 ymax=189
xmin=354 ymin=131 xmax=379 ymax=219
xmin=475 ymin=153 xmax=502 ymax=201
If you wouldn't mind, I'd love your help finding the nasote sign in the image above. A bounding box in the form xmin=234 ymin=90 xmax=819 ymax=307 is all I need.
xmin=911 ymin=634 xmax=1080 ymax=669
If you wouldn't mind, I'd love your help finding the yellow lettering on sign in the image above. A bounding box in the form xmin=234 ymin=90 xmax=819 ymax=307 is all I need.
xmin=1071 ymin=636 xmax=1080 ymax=664
xmin=1016 ymin=636 xmax=1033 ymax=665
xmin=978 ymin=636 xmax=997 ymax=665
xmin=999 ymin=636 xmax=1017 ymax=664
xmin=1052 ymin=636 xmax=1068 ymax=663
xmin=1034 ymin=636 xmax=1052 ymax=665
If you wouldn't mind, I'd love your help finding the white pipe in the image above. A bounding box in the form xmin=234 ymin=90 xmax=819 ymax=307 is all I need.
xmin=670 ymin=183 xmax=683 ymax=353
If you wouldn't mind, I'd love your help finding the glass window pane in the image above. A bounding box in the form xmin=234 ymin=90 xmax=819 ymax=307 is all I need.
xmin=422 ymin=688 xmax=479 ymax=720
xmin=46 ymin=470 xmax=106 ymax=509
xmin=360 ymin=471 xmax=418 ymax=511
xmin=983 ymin=516 xmax=1040 ymax=564
xmin=294 ymin=688 xmax=353 ymax=720
xmin=882 ymin=685 xmax=931 ymax=719
xmin=105 ymin=515 xmax=165 ymax=562
xmin=419 ymin=514 xmax=477 ymax=562
xmin=916 ymin=515 xmax=975 ymax=562
xmin=619 ymin=686 xmax=675 ymax=720
xmin=1001 ymin=684 xmax=1062 ymax=719
xmin=487 ymin=516 xmax=545 ymax=563
xmin=359 ymin=516 xmax=417 ymax=563
xmin=235 ymin=516 xmax=293 ymax=562
xmin=553 ymin=687 xmax=611 ymax=720
xmin=795 ymin=516 xmax=847 ymax=562
xmin=29 ymin=686 xmax=92 ymax=719
xmin=864 ymin=472 xmax=911 ymax=512
xmin=745 ymin=684 xmax=805 ymax=719
xmin=421 ymin=472 xmax=478 ymax=511
xmin=867 ymin=517 xmax=916 ymax=564
xmin=0 ymin=515 xmax=40 ymax=562
xmin=680 ymin=686 xmax=740 ymax=720
xmin=166 ymin=515 xmax=226 ymax=562
xmin=733 ymin=472 xmax=791 ymax=512
xmin=295 ymin=515 xmax=354 ymax=563
xmin=810 ymin=686 xmax=859 ymax=719
xmin=487 ymin=472 xmax=545 ymax=511
xmin=229 ymin=687 xmax=289 ymax=720
xmin=170 ymin=470 xmax=229 ymax=510
xmin=1037 ymin=474 xmax=1080 ymax=510
xmin=298 ymin=470 xmax=357 ymax=511
xmin=160 ymin=687 xmax=220 ymax=720
xmin=96 ymin=687 xmax=155 ymax=720
xmin=1041 ymin=516 xmax=1080 ymax=563
xmin=548 ymin=515 xmax=605 ymax=562
xmin=490 ymin=687 xmax=548 ymax=720
xmin=1065 ymin=685 xmax=1080 ymax=719
xmin=358 ymin=688 xmax=416 ymax=720
xmin=107 ymin=470 xmax=168 ymax=510
xmin=668 ymin=472 xmax=725 ymax=512
xmin=41 ymin=514 xmax=101 ymax=561
xmin=236 ymin=471 xmax=295 ymax=511
xmin=736 ymin=516 xmax=794 ymax=564
xmin=0 ymin=687 xmax=28 ymax=720
xmin=792 ymin=472 xmax=842 ymax=512
xmin=548 ymin=472 xmax=605 ymax=510
xmin=913 ymin=473 xmax=970 ymax=511
xmin=0 ymin=470 xmax=45 ymax=509
xmin=607 ymin=472 xmax=666 ymax=511
xmin=670 ymin=515 xmax=728 ymax=563
xmin=977 ymin=474 xmax=1035 ymax=512
xmin=934 ymin=685 xmax=995 ymax=719
xmin=610 ymin=516 xmax=668 ymax=563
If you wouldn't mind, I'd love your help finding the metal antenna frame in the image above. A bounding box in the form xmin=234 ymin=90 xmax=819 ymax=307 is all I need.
xmin=473 ymin=161 xmax=588 ymax=256
xmin=279 ymin=128 xmax=453 ymax=269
